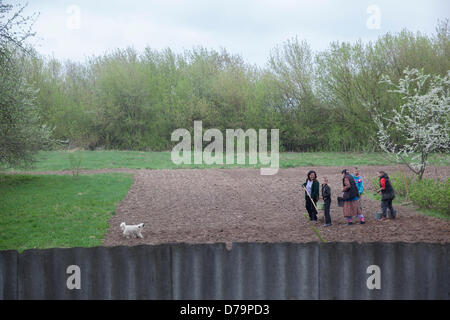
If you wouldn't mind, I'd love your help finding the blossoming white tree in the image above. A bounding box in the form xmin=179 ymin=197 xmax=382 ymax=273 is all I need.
xmin=375 ymin=68 xmax=449 ymax=180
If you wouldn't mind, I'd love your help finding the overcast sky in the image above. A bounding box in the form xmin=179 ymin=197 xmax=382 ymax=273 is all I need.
xmin=14 ymin=0 xmax=450 ymax=66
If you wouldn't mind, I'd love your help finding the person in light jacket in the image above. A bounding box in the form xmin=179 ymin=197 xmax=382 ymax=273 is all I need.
xmin=352 ymin=167 xmax=364 ymax=211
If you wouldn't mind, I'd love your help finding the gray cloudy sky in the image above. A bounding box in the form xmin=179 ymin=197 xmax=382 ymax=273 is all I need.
xmin=15 ymin=0 xmax=450 ymax=66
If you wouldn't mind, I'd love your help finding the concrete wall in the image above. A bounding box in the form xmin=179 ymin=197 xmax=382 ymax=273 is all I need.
xmin=0 ymin=242 xmax=448 ymax=300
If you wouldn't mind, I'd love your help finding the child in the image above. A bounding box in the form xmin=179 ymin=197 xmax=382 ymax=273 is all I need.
xmin=321 ymin=177 xmax=332 ymax=227
xmin=352 ymin=167 xmax=364 ymax=211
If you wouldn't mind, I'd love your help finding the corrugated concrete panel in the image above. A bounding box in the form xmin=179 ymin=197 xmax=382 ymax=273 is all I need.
xmin=0 ymin=250 xmax=18 ymax=300
xmin=227 ymin=242 xmax=318 ymax=300
xmin=18 ymin=245 xmax=171 ymax=299
xmin=318 ymin=242 xmax=449 ymax=300
xmin=171 ymin=243 xmax=227 ymax=299
xmin=171 ymin=243 xmax=319 ymax=299
xmin=0 ymin=242 xmax=448 ymax=299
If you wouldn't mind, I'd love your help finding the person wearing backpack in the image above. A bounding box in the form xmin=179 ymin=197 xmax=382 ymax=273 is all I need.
xmin=376 ymin=171 xmax=396 ymax=220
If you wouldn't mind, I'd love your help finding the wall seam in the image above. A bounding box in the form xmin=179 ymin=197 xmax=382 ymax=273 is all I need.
xmin=169 ymin=245 xmax=174 ymax=299
xmin=16 ymin=251 xmax=19 ymax=300
xmin=317 ymin=243 xmax=320 ymax=300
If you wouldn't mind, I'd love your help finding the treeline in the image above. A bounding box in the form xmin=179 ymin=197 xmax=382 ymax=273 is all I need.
xmin=20 ymin=21 xmax=450 ymax=152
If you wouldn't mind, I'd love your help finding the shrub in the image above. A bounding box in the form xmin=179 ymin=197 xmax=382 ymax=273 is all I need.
xmin=68 ymin=152 xmax=83 ymax=179
xmin=409 ymin=178 xmax=449 ymax=216
xmin=389 ymin=172 xmax=413 ymax=199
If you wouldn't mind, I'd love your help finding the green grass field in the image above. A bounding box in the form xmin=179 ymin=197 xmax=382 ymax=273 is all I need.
xmin=4 ymin=150 xmax=450 ymax=172
xmin=0 ymin=173 xmax=133 ymax=252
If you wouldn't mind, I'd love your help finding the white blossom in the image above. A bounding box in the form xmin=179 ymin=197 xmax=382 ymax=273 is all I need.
xmin=375 ymin=68 xmax=450 ymax=179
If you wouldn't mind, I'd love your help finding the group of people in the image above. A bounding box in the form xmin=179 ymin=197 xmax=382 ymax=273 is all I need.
xmin=302 ymin=167 xmax=396 ymax=227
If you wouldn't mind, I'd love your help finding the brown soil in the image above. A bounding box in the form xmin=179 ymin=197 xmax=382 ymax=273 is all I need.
xmin=97 ymin=166 xmax=450 ymax=246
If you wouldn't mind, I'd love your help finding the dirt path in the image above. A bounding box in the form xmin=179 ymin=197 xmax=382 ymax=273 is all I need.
xmin=94 ymin=166 xmax=450 ymax=246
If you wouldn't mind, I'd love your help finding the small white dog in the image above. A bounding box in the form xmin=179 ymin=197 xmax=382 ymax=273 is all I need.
xmin=120 ymin=222 xmax=145 ymax=239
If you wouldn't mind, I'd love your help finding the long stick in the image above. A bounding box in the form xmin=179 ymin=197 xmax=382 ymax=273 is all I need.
xmin=302 ymin=186 xmax=326 ymax=243
xmin=302 ymin=185 xmax=320 ymax=213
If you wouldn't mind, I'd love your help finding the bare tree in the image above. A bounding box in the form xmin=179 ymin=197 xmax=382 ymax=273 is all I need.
xmin=0 ymin=1 xmax=38 ymax=55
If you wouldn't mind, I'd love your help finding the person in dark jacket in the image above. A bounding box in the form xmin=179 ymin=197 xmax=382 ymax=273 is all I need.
xmin=302 ymin=170 xmax=319 ymax=222
xmin=376 ymin=171 xmax=396 ymax=219
xmin=341 ymin=169 xmax=364 ymax=225
xmin=321 ymin=176 xmax=332 ymax=227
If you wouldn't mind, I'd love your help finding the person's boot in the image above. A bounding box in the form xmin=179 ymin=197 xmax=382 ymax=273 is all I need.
xmin=390 ymin=210 xmax=396 ymax=219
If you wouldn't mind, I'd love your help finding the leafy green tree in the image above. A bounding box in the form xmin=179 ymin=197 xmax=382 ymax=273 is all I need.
xmin=0 ymin=1 xmax=50 ymax=168
xmin=15 ymin=19 xmax=449 ymax=153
